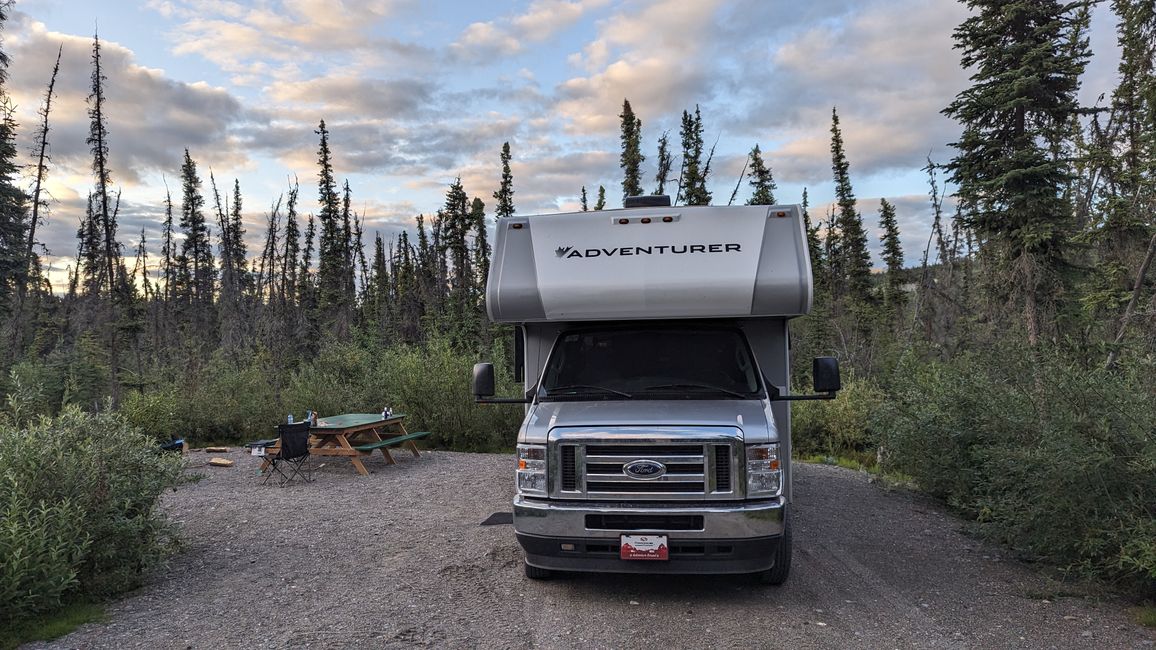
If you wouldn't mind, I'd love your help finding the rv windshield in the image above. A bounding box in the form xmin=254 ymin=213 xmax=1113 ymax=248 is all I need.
xmin=539 ymin=327 xmax=763 ymax=401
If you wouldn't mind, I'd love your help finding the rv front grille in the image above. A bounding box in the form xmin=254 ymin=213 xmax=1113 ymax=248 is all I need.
xmin=553 ymin=439 xmax=739 ymax=500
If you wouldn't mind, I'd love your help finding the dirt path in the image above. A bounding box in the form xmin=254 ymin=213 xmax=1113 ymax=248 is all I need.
xmin=31 ymin=451 xmax=1154 ymax=649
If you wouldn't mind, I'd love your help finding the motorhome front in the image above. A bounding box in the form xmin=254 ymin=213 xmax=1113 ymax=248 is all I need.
xmin=472 ymin=196 xmax=839 ymax=583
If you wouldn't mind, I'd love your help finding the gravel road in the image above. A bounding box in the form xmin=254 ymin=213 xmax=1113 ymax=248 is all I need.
xmin=30 ymin=449 xmax=1155 ymax=649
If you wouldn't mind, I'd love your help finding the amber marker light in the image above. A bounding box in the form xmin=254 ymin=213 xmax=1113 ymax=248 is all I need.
xmin=618 ymin=218 xmax=629 ymax=224
xmin=511 ymin=223 xmax=524 ymax=229
xmin=641 ymin=217 xmax=651 ymax=224
xmin=662 ymin=216 xmax=673 ymax=222
xmin=518 ymin=459 xmax=527 ymax=469
xmin=775 ymin=211 xmax=787 ymax=217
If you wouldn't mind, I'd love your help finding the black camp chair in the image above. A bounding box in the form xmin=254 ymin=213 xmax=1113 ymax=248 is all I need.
xmin=261 ymin=421 xmax=314 ymax=486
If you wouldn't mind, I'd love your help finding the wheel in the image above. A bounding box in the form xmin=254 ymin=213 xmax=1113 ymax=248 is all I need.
xmin=524 ymin=560 xmax=553 ymax=580
xmin=757 ymin=515 xmax=792 ymax=585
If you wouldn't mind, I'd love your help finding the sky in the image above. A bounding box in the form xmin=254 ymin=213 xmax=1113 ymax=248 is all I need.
xmin=3 ymin=0 xmax=1125 ymax=289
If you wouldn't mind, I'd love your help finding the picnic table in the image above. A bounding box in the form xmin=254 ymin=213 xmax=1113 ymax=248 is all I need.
xmin=259 ymin=413 xmax=427 ymax=476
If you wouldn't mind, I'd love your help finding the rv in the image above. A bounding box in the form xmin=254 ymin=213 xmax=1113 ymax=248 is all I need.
xmin=471 ymin=196 xmax=840 ymax=583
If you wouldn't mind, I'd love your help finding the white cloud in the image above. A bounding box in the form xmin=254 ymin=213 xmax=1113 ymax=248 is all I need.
xmin=449 ymin=0 xmax=610 ymax=62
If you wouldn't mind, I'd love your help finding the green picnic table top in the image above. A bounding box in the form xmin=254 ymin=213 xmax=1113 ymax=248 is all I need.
xmin=310 ymin=413 xmax=405 ymax=431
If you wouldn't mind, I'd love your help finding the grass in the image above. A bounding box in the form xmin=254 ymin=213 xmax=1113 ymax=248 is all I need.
xmin=799 ymin=453 xmax=878 ymax=473
xmin=1135 ymin=605 xmax=1156 ymax=628
xmin=1 ymin=602 xmax=106 ymax=650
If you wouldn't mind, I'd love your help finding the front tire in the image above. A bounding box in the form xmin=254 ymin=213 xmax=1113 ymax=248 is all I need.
xmin=524 ymin=560 xmax=553 ymax=580
xmin=757 ymin=515 xmax=792 ymax=585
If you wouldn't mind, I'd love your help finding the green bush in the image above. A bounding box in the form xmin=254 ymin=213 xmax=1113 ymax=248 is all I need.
xmin=0 ymin=408 xmax=185 ymax=623
xmin=177 ymin=353 xmax=282 ymax=443
xmin=792 ymin=376 xmax=885 ymax=458
xmin=876 ymin=349 xmax=1156 ymax=593
xmin=378 ymin=337 xmax=523 ymax=452
xmin=0 ymin=484 xmax=89 ymax=621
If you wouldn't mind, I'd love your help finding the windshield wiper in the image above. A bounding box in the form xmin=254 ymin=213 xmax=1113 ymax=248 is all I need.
xmin=545 ymin=384 xmax=633 ymax=398
xmin=642 ymin=383 xmax=750 ymax=399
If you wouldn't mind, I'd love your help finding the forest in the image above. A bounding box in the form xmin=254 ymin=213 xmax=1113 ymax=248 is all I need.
xmin=0 ymin=0 xmax=1153 ymax=622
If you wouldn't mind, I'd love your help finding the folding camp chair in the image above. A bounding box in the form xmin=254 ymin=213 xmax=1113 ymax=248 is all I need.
xmin=261 ymin=421 xmax=314 ymax=486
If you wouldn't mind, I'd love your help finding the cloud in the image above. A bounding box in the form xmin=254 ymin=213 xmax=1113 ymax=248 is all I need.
xmin=152 ymin=0 xmax=427 ymax=83
xmin=553 ymin=0 xmax=725 ymax=133
xmin=449 ymin=0 xmax=609 ymax=62
xmin=6 ymin=13 xmax=251 ymax=188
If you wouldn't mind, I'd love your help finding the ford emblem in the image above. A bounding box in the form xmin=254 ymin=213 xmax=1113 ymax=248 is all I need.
xmin=623 ymin=459 xmax=666 ymax=480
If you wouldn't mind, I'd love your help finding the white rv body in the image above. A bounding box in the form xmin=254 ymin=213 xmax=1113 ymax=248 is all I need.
xmin=482 ymin=202 xmax=817 ymax=579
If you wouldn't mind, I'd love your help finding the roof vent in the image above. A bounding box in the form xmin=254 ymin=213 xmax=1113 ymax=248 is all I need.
xmin=624 ymin=195 xmax=671 ymax=208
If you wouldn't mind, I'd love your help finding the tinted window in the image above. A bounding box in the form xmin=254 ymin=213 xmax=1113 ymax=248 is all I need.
xmin=539 ymin=328 xmax=761 ymax=400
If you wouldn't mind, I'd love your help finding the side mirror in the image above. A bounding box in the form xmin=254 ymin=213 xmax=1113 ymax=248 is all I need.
xmin=472 ymin=362 xmax=496 ymax=398
xmin=813 ymin=357 xmax=841 ymax=394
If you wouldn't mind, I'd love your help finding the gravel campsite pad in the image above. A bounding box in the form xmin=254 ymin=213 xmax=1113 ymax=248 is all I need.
xmin=30 ymin=451 xmax=1155 ymax=649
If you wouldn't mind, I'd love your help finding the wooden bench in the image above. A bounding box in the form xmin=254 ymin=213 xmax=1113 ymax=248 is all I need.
xmin=354 ymin=431 xmax=431 ymax=465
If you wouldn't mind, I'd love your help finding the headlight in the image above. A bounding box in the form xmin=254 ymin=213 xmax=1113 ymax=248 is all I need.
xmin=746 ymin=443 xmax=782 ymax=497
xmin=516 ymin=444 xmax=548 ymax=497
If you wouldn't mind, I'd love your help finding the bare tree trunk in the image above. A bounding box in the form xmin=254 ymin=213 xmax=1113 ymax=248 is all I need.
xmin=1105 ymin=230 xmax=1156 ymax=370
xmin=727 ymin=158 xmax=748 ymax=206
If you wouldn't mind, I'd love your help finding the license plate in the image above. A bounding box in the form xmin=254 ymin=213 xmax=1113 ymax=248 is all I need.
xmin=620 ymin=534 xmax=668 ymax=560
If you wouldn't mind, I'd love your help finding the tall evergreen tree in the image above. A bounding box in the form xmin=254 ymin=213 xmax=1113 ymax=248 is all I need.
xmin=878 ymin=198 xmax=905 ymax=305
xmin=297 ymin=214 xmax=316 ymax=309
xmin=678 ymin=106 xmax=711 ymax=205
xmin=593 ymin=185 xmax=606 ymax=211
xmin=87 ymin=32 xmax=120 ymax=299
xmin=653 ymin=131 xmax=672 ymax=196
xmin=619 ymin=99 xmax=645 ymax=201
xmin=745 ymin=144 xmax=777 ymax=205
xmin=580 ymin=186 xmax=588 ymax=211
xmin=177 ymin=149 xmax=215 ymax=310
xmin=943 ymin=0 xmax=1089 ymax=344
xmin=0 ymin=1 xmax=27 ymax=319
xmin=830 ymin=107 xmax=872 ymax=300
xmin=314 ymin=120 xmax=347 ymax=316
xmin=493 ymin=141 xmax=515 ymax=218
xmin=470 ymin=197 xmax=490 ymax=299
xmin=280 ymin=181 xmax=300 ymax=305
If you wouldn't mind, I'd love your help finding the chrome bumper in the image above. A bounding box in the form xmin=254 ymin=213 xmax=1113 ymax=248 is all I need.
xmin=513 ymin=495 xmax=785 ymax=539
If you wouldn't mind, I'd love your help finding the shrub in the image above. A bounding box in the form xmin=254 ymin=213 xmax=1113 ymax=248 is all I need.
xmin=876 ymin=348 xmax=1156 ymax=593
xmin=0 ymin=408 xmax=185 ymax=624
xmin=178 ymin=353 xmax=282 ymax=443
xmin=379 ymin=337 xmax=523 ymax=452
xmin=792 ymin=376 xmax=885 ymax=459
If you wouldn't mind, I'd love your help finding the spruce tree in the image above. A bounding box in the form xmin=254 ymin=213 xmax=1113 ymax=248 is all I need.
xmin=493 ymin=141 xmax=515 ymax=218
xmin=619 ymin=99 xmax=644 ymax=201
xmin=470 ymin=197 xmax=490 ymax=299
xmin=0 ymin=1 xmax=27 ymax=318
xmin=830 ymin=107 xmax=872 ymax=300
xmin=678 ymin=106 xmax=711 ymax=205
xmin=177 ymin=149 xmax=215 ymax=309
xmin=580 ymin=186 xmax=588 ymax=211
xmin=315 ymin=120 xmax=346 ymax=315
xmin=878 ymin=198 xmax=905 ymax=305
xmin=653 ymin=131 xmax=672 ymax=196
xmin=745 ymin=144 xmax=776 ymax=205
xmin=943 ymin=0 xmax=1089 ymax=344
xmin=280 ymin=181 xmax=300 ymax=305
xmin=87 ymin=32 xmax=120 ymax=299
xmin=594 ymin=185 xmax=606 ymax=211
